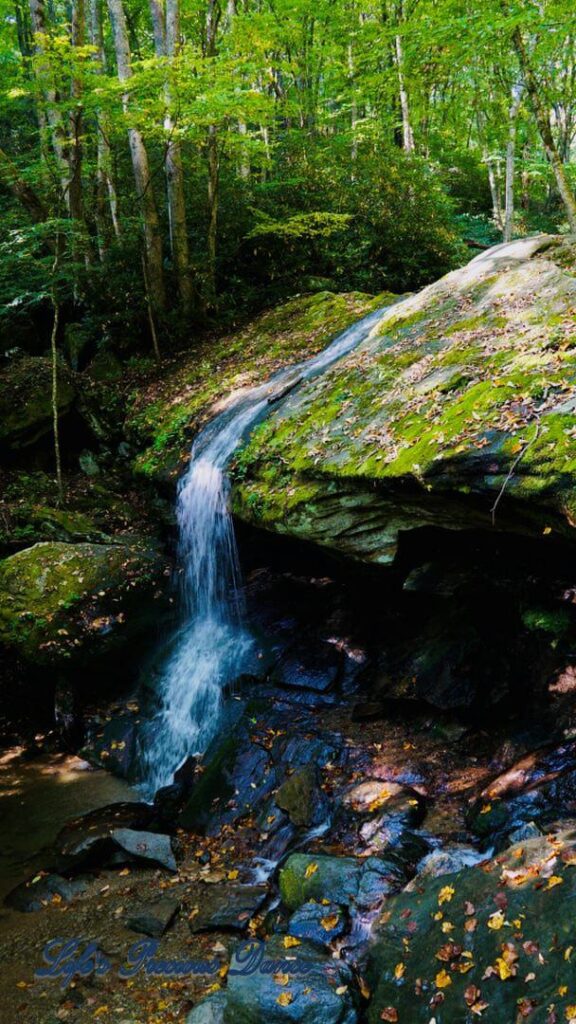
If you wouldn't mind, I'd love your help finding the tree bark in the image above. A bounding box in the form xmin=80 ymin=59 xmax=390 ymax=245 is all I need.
xmin=89 ymin=0 xmax=121 ymax=256
xmin=503 ymin=85 xmax=523 ymax=243
xmin=28 ymin=0 xmax=69 ymax=197
xmin=512 ymin=26 xmax=576 ymax=232
xmin=163 ymin=0 xmax=194 ymax=311
xmin=0 ymin=146 xmax=49 ymax=226
xmin=204 ymin=0 xmax=221 ymax=307
xmin=107 ymin=0 xmax=166 ymax=312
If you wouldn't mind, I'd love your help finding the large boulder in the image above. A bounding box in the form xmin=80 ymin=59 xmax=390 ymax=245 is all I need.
xmin=0 ymin=539 xmax=169 ymax=664
xmin=367 ymin=827 xmax=576 ymax=1024
xmin=0 ymin=356 xmax=76 ymax=451
xmin=232 ymin=236 xmax=576 ymax=562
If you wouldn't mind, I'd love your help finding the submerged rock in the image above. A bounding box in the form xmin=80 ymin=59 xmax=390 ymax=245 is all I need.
xmin=0 ymin=539 xmax=169 ymax=665
xmin=187 ymin=992 xmax=227 ymax=1024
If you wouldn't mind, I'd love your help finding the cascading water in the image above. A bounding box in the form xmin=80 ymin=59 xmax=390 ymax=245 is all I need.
xmin=139 ymin=304 xmax=389 ymax=795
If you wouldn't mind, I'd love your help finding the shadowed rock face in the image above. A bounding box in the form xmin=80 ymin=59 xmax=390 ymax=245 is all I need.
xmin=231 ymin=235 xmax=576 ymax=564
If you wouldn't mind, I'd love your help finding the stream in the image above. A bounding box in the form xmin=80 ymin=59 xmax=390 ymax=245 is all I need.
xmin=138 ymin=304 xmax=389 ymax=796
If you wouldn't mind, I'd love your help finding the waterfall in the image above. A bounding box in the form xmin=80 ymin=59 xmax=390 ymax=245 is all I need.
xmin=139 ymin=305 xmax=388 ymax=795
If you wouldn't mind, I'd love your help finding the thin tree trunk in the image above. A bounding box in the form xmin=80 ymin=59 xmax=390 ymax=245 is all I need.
xmin=51 ymin=242 xmax=63 ymax=503
xmin=348 ymin=42 xmax=358 ymax=168
xmin=107 ymin=0 xmax=166 ymax=312
xmin=486 ymin=151 xmax=504 ymax=230
xmin=204 ymin=0 xmax=221 ymax=307
xmin=67 ymin=0 xmax=85 ymax=229
xmin=512 ymin=26 xmax=576 ymax=232
xmin=164 ymin=0 xmax=194 ymax=311
xmin=394 ymin=30 xmax=414 ymax=153
xmin=503 ymin=84 xmax=523 ymax=243
xmin=90 ymin=0 xmax=121 ymax=256
xmin=206 ymin=123 xmax=219 ymax=306
xmin=28 ymin=0 xmax=69 ymax=198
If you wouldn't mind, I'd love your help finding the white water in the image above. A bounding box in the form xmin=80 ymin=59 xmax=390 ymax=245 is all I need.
xmin=139 ymin=305 xmax=388 ymax=795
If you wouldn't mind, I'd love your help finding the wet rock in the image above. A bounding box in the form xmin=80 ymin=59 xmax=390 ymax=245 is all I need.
xmin=270 ymin=640 xmax=343 ymax=693
xmin=404 ymin=843 xmax=488 ymax=889
xmin=341 ymin=779 xmax=409 ymax=816
xmin=287 ymin=901 xmax=347 ymax=948
xmin=367 ymin=829 xmax=576 ymax=1024
xmin=507 ymin=821 xmax=543 ymax=844
xmin=280 ymin=852 xmax=406 ymax=912
xmin=225 ymin=936 xmax=358 ymax=1023
xmin=186 ymin=991 xmax=227 ymax=1024
xmin=111 ymin=828 xmax=177 ymax=872
xmin=188 ymin=885 xmax=268 ymax=933
xmin=53 ymin=802 xmax=156 ymax=871
xmin=5 ymin=873 xmax=87 ymax=912
xmin=275 ymin=765 xmax=328 ymax=828
xmin=179 ymin=725 xmax=278 ymax=834
xmin=280 ymin=854 xmax=360 ymax=911
xmin=125 ymin=897 xmax=180 ymax=937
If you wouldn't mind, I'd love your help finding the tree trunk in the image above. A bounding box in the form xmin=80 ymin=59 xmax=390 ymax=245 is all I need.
xmin=394 ymin=29 xmax=414 ymax=153
xmin=163 ymin=0 xmax=194 ymax=311
xmin=204 ymin=0 xmax=221 ymax=307
xmin=28 ymin=0 xmax=69 ymax=198
xmin=512 ymin=26 xmax=576 ymax=232
xmin=90 ymin=0 xmax=121 ymax=256
xmin=503 ymin=85 xmax=523 ymax=243
xmin=107 ymin=0 xmax=166 ymax=312
xmin=67 ymin=0 xmax=85 ymax=229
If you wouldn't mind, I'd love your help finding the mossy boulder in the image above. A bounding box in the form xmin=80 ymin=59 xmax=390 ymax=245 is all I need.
xmin=279 ymin=852 xmax=406 ymax=912
xmin=0 ymin=539 xmax=169 ymax=665
xmin=0 ymin=356 xmax=76 ymax=451
xmin=126 ymin=290 xmax=388 ymax=485
xmin=367 ymin=827 xmax=576 ymax=1024
xmin=231 ymin=236 xmax=576 ymax=563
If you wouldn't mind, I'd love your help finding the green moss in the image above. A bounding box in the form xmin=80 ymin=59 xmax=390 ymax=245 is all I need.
xmin=0 ymin=540 xmax=167 ymax=664
xmin=127 ymin=290 xmax=385 ymax=483
xmin=231 ymin=237 xmax=576 ymax=552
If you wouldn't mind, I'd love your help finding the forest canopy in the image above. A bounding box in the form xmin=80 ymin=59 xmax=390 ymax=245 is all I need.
xmin=1 ymin=0 xmax=576 ymax=358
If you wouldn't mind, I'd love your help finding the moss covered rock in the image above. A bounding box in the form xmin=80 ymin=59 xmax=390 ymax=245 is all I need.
xmin=126 ymin=290 xmax=387 ymax=484
xmin=367 ymin=827 xmax=576 ymax=1024
xmin=0 ymin=539 xmax=169 ymax=665
xmin=232 ymin=236 xmax=576 ymax=563
xmin=0 ymin=356 xmax=76 ymax=451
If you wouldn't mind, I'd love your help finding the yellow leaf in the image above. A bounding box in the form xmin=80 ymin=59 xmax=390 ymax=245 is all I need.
xmin=543 ymin=526 xmax=552 ymax=535
xmin=274 ymin=973 xmax=290 ymax=986
xmin=283 ymin=936 xmax=301 ymax=948
xmin=394 ymin=963 xmax=405 ymax=980
xmin=94 ymin=1009 xmax=109 ymax=1018
xmin=277 ymin=992 xmax=293 ymax=1006
xmin=320 ymin=914 xmax=340 ymax=931
xmin=335 ymin=985 xmax=348 ymax=996
xmin=487 ymin=911 xmax=505 ymax=930
xmin=494 ymin=957 xmax=513 ymax=981
xmin=546 ymin=875 xmax=563 ymax=889
xmin=566 ymin=1008 xmax=576 ymax=1022
xmin=566 ymin=946 xmax=574 ymax=961
xmin=438 ymin=886 xmax=455 ymax=905
xmin=359 ymin=976 xmax=370 ymax=999
xmin=480 ymin=804 xmax=492 ymax=815
xmin=433 ymin=911 xmax=443 ymax=921
xmin=435 ymin=969 xmax=452 ymax=989
xmin=559 ymin=986 xmax=568 ymax=996
xmin=304 ymin=862 xmax=318 ymax=879
xmin=228 ymin=870 xmax=239 ymax=880
xmin=441 ymin=922 xmax=454 ymax=933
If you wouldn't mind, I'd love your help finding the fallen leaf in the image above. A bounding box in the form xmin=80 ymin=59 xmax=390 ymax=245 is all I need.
xmin=435 ymin=969 xmax=452 ymax=989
